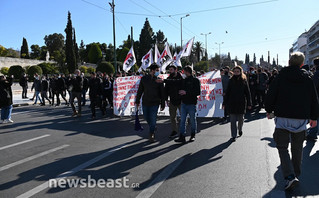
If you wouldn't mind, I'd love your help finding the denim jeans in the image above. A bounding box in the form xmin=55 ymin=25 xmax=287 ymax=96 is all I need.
xmin=179 ymin=103 xmax=197 ymax=136
xmin=307 ymin=118 xmax=319 ymax=138
xmin=1 ymin=105 xmax=12 ymax=120
xmin=142 ymin=105 xmax=159 ymax=134
xmin=34 ymin=91 xmax=42 ymax=104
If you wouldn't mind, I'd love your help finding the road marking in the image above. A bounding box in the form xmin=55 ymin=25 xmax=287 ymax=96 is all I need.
xmin=136 ymin=157 xmax=184 ymax=198
xmin=17 ymin=142 xmax=130 ymax=198
xmin=0 ymin=145 xmax=69 ymax=172
xmin=12 ymin=110 xmax=35 ymax=115
xmin=0 ymin=134 xmax=50 ymax=151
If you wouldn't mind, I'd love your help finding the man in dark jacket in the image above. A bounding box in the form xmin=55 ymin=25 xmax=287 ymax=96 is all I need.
xmin=175 ymin=66 xmax=201 ymax=143
xmin=70 ymin=69 xmax=83 ymax=117
xmin=164 ymin=65 xmax=183 ymax=138
xmin=102 ymin=74 xmax=113 ymax=110
xmin=247 ymin=67 xmax=257 ymax=107
xmin=55 ymin=74 xmax=68 ymax=106
xmin=89 ymin=72 xmax=105 ymax=119
xmin=19 ymin=73 xmax=28 ymax=98
xmin=256 ymin=67 xmax=268 ymax=110
xmin=31 ymin=74 xmax=43 ymax=105
xmin=40 ymin=76 xmax=51 ymax=106
xmin=265 ymin=52 xmax=319 ymax=191
xmin=136 ymin=63 xmax=165 ymax=143
xmin=0 ymin=75 xmax=13 ymax=123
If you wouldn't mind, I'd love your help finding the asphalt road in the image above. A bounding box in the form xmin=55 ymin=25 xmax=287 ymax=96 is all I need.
xmin=0 ymin=105 xmax=319 ymax=198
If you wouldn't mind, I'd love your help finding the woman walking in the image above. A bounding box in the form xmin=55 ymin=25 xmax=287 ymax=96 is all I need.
xmin=223 ymin=66 xmax=252 ymax=142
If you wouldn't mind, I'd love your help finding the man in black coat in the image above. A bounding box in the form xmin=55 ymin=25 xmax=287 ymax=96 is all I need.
xmin=136 ymin=63 xmax=165 ymax=143
xmin=19 ymin=73 xmax=28 ymax=98
xmin=164 ymin=65 xmax=183 ymax=138
xmin=0 ymin=75 xmax=13 ymax=123
xmin=265 ymin=52 xmax=319 ymax=191
xmin=70 ymin=69 xmax=83 ymax=117
xmin=40 ymin=76 xmax=51 ymax=106
xmin=89 ymin=72 xmax=105 ymax=119
xmin=55 ymin=74 xmax=68 ymax=106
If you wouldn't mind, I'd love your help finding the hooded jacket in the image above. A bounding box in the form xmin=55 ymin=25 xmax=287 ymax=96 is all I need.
xmin=265 ymin=66 xmax=319 ymax=120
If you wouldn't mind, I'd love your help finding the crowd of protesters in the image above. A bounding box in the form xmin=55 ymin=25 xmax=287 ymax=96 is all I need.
xmin=1 ymin=53 xmax=319 ymax=191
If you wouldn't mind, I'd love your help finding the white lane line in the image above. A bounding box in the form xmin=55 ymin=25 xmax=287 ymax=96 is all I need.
xmin=136 ymin=157 xmax=185 ymax=198
xmin=17 ymin=142 xmax=130 ymax=198
xmin=0 ymin=145 xmax=69 ymax=172
xmin=0 ymin=134 xmax=50 ymax=151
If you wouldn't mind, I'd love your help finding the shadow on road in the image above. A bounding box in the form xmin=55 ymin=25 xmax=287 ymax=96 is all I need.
xmin=263 ymin=140 xmax=319 ymax=197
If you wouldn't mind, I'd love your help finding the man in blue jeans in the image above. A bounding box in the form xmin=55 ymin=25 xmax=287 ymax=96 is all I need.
xmin=175 ymin=66 xmax=201 ymax=144
xmin=136 ymin=63 xmax=165 ymax=143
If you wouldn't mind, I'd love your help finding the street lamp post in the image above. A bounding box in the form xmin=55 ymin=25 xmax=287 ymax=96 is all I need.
xmin=109 ymin=0 xmax=117 ymax=73
xmin=215 ymin=42 xmax=224 ymax=68
xmin=180 ymin=14 xmax=190 ymax=48
xmin=201 ymin=32 xmax=211 ymax=60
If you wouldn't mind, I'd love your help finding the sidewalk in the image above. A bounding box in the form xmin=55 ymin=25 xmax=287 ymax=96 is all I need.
xmin=12 ymin=82 xmax=34 ymax=107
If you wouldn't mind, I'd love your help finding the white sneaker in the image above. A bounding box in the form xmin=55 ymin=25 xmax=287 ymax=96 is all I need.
xmin=2 ymin=119 xmax=9 ymax=124
xmin=7 ymin=119 xmax=13 ymax=123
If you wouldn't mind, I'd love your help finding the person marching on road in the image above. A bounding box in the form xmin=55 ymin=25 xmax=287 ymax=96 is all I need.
xmin=164 ymin=65 xmax=183 ymax=138
xmin=31 ymin=74 xmax=43 ymax=105
xmin=265 ymin=52 xmax=319 ymax=191
xmin=89 ymin=72 xmax=105 ymax=119
xmin=81 ymin=73 xmax=89 ymax=106
xmin=0 ymin=75 xmax=14 ymax=123
xmin=70 ymin=69 xmax=83 ymax=117
xmin=136 ymin=63 xmax=165 ymax=143
xmin=223 ymin=66 xmax=252 ymax=142
xmin=19 ymin=73 xmax=28 ymax=99
xmin=175 ymin=66 xmax=201 ymax=144
xmin=40 ymin=76 xmax=51 ymax=106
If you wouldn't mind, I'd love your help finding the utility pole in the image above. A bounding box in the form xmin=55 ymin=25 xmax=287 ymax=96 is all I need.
xmin=180 ymin=14 xmax=190 ymax=48
xmin=201 ymin=32 xmax=211 ymax=60
xmin=215 ymin=42 xmax=224 ymax=68
xmin=109 ymin=0 xmax=117 ymax=73
xmin=131 ymin=26 xmax=134 ymax=48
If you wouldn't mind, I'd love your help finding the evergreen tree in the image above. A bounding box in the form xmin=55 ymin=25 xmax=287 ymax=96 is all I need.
xmin=153 ymin=30 xmax=167 ymax=51
xmin=272 ymin=58 xmax=276 ymax=67
xmin=65 ymin=11 xmax=76 ymax=73
xmin=247 ymin=54 xmax=250 ymax=64
xmin=73 ymin=28 xmax=80 ymax=64
xmin=20 ymin=37 xmax=29 ymax=58
xmin=227 ymin=52 xmax=231 ymax=60
xmin=30 ymin=44 xmax=41 ymax=59
xmin=79 ymin=40 xmax=86 ymax=63
xmin=88 ymin=43 xmax=102 ymax=64
xmin=138 ymin=18 xmax=155 ymax=65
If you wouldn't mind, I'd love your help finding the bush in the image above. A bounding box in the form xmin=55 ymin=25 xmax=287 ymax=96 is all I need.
xmin=87 ymin=67 xmax=96 ymax=74
xmin=8 ymin=65 xmax=25 ymax=79
xmin=96 ymin=61 xmax=115 ymax=75
xmin=79 ymin=66 xmax=88 ymax=74
xmin=37 ymin=62 xmax=58 ymax=75
xmin=0 ymin=67 xmax=9 ymax=75
xmin=27 ymin=65 xmax=43 ymax=81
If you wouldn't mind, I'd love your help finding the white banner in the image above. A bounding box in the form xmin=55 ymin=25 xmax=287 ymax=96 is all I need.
xmin=113 ymin=71 xmax=224 ymax=117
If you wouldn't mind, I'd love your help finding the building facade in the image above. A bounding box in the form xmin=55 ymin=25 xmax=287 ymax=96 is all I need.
xmin=307 ymin=20 xmax=319 ymax=65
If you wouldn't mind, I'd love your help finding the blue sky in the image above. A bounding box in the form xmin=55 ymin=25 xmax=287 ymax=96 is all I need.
xmin=0 ymin=0 xmax=318 ymax=66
